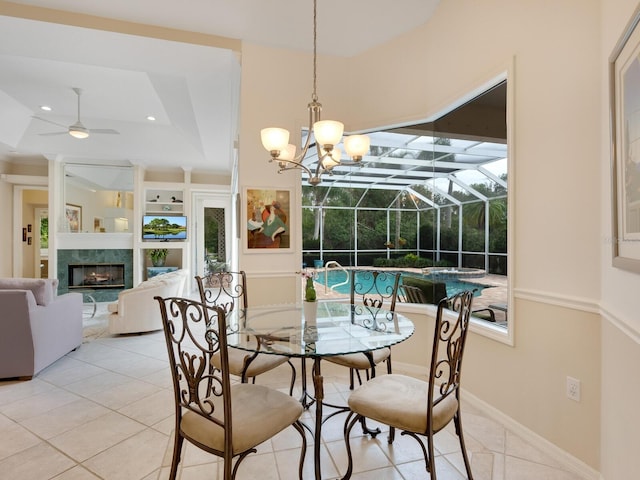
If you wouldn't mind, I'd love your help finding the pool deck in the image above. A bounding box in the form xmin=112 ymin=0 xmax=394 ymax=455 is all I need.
xmin=311 ymin=267 xmax=508 ymax=323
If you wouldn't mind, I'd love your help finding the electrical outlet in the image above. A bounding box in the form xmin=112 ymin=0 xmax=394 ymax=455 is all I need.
xmin=566 ymin=376 xmax=581 ymax=402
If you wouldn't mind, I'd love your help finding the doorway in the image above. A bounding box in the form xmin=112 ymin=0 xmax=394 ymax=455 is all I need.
xmin=193 ymin=192 xmax=235 ymax=288
xmin=13 ymin=186 xmax=48 ymax=278
xmin=34 ymin=208 xmax=48 ymax=278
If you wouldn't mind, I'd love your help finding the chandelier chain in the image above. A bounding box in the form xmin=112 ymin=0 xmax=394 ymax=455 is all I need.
xmin=260 ymin=0 xmax=369 ymax=186
xmin=312 ymin=0 xmax=318 ymax=103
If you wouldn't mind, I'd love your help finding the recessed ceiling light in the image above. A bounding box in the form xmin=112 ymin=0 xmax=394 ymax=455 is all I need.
xmin=146 ymin=115 xmax=156 ymax=121
xmin=40 ymin=105 xmax=52 ymax=111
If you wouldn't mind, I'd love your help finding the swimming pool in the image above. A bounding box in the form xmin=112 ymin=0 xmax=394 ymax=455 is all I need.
xmin=315 ymin=269 xmax=488 ymax=297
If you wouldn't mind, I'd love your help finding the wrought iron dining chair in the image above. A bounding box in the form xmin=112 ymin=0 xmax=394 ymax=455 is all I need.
xmin=155 ymin=296 xmax=307 ymax=480
xmin=195 ymin=272 xmax=296 ymax=395
xmin=325 ymin=270 xmax=401 ymax=389
xmin=341 ymin=290 xmax=475 ymax=480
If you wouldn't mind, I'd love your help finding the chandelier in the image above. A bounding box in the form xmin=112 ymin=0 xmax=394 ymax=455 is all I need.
xmin=260 ymin=0 xmax=370 ymax=186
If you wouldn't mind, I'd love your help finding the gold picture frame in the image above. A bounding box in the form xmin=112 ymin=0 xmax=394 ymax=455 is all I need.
xmin=245 ymin=187 xmax=291 ymax=251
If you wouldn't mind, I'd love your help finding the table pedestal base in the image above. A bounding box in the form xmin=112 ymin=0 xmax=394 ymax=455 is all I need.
xmin=299 ymin=357 xmax=381 ymax=480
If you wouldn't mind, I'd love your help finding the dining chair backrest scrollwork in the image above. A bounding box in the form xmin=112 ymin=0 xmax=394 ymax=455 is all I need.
xmin=350 ymin=270 xmax=401 ymax=312
xmin=342 ymin=289 xmax=475 ymax=479
xmin=325 ymin=270 xmax=401 ymax=392
xmin=195 ymin=272 xmax=297 ymax=394
xmin=196 ymin=271 xmax=247 ymax=314
xmin=155 ymin=296 xmax=306 ymax=480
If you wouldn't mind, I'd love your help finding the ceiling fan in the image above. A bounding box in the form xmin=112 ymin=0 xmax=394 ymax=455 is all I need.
xmin=34 ymin=87 xmax=120 ymax=139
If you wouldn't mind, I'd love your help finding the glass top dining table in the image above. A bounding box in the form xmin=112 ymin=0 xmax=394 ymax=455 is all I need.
xmin=225 ymin=300 xmax=415 ymax=480
xmin=226 ymin=300 xmax=414 ymax=356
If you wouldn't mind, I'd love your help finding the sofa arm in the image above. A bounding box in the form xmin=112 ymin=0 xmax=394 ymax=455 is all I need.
xmin=30 ymin=292 xmax=83 ymax=372
xmin=0 ymin=290 xmax=38 ymax=377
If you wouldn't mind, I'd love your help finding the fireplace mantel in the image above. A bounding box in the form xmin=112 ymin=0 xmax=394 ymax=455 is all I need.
xmin=57 ymin=248 xmax=133 ymax=302
xmin=57 ymin=233 xmax=133 ymax=250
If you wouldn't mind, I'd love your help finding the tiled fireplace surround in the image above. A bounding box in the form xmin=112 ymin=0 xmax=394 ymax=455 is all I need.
xmin=57 ymin=249 xmax=133 ymax=302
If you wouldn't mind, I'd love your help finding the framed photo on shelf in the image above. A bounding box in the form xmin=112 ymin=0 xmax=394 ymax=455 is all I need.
xmin=610 ymin=5 xmax=640 ymax=272
xmin=93 ymin=217 xmax=104 ymax=233
xmin=244 ymin=187 xmax=292 ymax=251
xmin=65 ymin=204 xmax=82 ymax=233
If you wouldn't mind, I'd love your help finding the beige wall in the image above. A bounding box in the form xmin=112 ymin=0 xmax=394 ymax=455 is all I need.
xmin=237 ymin=43 xmax=352 ymax=304
xmin=336 ymin=0 xmax=602 ymax=472
xmin=2 ymin=0 xmax=639 ymax=477
xmin=601 ymin=1 xmax=640 ymax=479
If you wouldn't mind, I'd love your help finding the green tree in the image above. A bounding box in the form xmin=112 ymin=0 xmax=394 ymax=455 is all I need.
xmin=40 ymin=217 xmax=48 ymax=248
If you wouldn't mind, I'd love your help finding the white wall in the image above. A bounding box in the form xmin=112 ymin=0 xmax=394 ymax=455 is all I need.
xmin=0 ymin=162 xmax=12 ymax=276
xmin=600 ymin=1 xmax=640 ymax=479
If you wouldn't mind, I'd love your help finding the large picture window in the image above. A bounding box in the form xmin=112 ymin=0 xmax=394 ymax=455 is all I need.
xmin=302 ymin=78 xmax=511 ymax=342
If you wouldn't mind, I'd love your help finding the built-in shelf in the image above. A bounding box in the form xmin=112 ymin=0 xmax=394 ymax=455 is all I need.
xmin=140 ymin=185 xmax=188 ymax=286
xmin=145 ymin=189 xmax=184 ymax=214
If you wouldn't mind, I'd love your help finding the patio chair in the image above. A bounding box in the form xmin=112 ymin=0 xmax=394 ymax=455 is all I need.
xmin=195 ymin=272 xmax=296 ymax=395
xmin=325 ymin=270 xmax=401 ymax=389
xmin=402 ymin=276 xmax=494 ymax=321
xmin=401 ymin=276 xmax=447 ymax=304
xmin=155 ymin=296 xmax=307 ymax=479
xmin=400 ymin=284 xmax=428 ymax=303
xmin=342 ymin=290 xmax=475 ymax=479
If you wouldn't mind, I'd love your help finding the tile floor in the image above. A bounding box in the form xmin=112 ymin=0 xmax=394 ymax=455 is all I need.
xmin=0 ymin=304 xmax=588 ymax=480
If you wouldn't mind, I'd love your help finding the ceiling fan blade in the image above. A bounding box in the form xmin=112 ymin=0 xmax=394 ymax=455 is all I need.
xmin=89 ymin=129 xmax=120 ymax=135
xmin=32 ymin=116 xmax=67 ymax=128
xmin=38 ymin=131 xmax=67 ymax=136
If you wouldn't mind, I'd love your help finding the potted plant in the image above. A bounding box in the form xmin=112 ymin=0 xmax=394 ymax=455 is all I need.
xmin=148 ymin=248 xmax=168 ymax=267
xmin=302 ymin=270 xmax=317 ymax=324
xmin=303 ymin=271 xmax=317 ymax=302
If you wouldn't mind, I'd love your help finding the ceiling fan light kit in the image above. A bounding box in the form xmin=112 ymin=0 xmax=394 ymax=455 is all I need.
xmin=69 ymin=122 xmax=89 ymax=139
xmin=260 ymin=0 xmax=370 ymax=186
xmin=33 ymin=86 xmax=119 ymax=138
xmin=69 ymin=88 xmax=89 ymax=139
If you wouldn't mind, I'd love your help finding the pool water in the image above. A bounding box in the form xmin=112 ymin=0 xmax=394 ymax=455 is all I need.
xmin=315 ymin=270 xmax=488 ymax=297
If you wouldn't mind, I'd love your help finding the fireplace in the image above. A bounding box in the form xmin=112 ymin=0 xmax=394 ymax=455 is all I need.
xmin=68 ymin=263 xmax=125 ymax=289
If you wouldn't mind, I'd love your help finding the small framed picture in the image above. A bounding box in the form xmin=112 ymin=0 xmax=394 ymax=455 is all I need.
xmin=244 ymin=187 xmax=292 ymax=252
xmin=27 ymin=237 xmax=32 ymax=245
xmin=27 ymin=224 xmax=32 ymax=232
xmin=65 ymin=204 xmax=82 ymax=233
xmin=22 ymin=228 xmax=27 ymax=242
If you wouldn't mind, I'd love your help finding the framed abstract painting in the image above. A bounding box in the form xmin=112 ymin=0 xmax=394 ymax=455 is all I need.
xmin=244 ymin=188 xmax=292 ymax=251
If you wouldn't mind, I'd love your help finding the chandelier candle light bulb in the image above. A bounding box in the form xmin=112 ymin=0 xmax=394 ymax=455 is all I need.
xmin=313 ymin=120 xmax=343 ymax=148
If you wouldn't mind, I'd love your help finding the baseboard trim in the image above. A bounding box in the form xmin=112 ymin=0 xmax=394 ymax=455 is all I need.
xmin=393 ymin=360 xmax=600 ymax=480
xmin=463 ymin=388 xmax=601 ymax=480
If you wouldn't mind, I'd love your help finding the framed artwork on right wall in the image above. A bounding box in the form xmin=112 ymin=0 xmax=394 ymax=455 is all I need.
xmin=610 ymin=4 xmax=640 ymax=272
